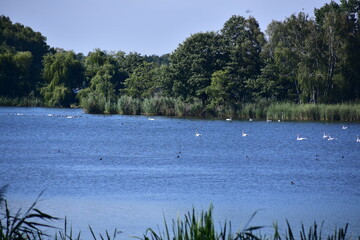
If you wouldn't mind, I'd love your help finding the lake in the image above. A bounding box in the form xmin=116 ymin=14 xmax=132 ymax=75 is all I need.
xmin=0 ymin=107 xmax=359 ymax=239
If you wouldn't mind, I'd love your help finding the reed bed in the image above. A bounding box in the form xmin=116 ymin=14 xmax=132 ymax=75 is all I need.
xmin=81 ymin=96 xmax=360 ymax=121
xmin=3 ymin=93 xmax=359 ymax=121
xmin=79 ymin=93 xmax=107 ymax=114
xmin=0 ymin=96 xmax=44 ymax=107
xmin=266 ymin=103 xmax=360 ymax=121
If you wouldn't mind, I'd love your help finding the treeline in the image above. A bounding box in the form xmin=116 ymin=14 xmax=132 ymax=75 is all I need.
xmin=1 ymin=0 xmax=360 ymax=118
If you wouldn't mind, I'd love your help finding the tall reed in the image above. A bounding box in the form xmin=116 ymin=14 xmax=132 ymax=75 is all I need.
xmin=76 ymin=94 xmax=360 ymax=121
xmin=79 ymin=93 xmax=104 ymax=114
xmin=0 ymin=96 xmax=44 ymax=107
xmin=142 ymin=97 xmax=163 ymax=116
xmin=266 ymin=103 xmax=360 ymax=121
xmin=116 ymin=95 xmax=141 ymax=115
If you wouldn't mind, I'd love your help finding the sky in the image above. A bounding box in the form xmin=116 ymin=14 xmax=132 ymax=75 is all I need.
xmin=1 ymin=0 xmax=337 ymax=56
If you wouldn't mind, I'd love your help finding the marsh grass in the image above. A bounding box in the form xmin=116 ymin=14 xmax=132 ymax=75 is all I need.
xmin=266 ymin=103 xmax=360 ymax=121
xmin=2 ymin=94 xmax=359 ymax=121
xmin=117 ymin=95 xmax=141 ymax=115
xmin=79 ymin=93 xmax=106 ymax=114
xmin=142 ymin=97 xmax=163 ymax=116
xmin=0 ymin=96 xmax=44 ymax=107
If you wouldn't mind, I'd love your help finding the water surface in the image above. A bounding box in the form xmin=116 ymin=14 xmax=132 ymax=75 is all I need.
xmin=1 ymin=107 xmax=359 ymax=238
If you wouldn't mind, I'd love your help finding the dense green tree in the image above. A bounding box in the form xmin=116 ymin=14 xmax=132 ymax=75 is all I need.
xmin=124 ymin=62 xmax=160 ymax=98
xmin=79 ymin=49 xmax=124 ymax=103
xmin=2 ymin=1 xmax=360 ymax=111
xmin=117 ymin=51 xmax=145 ymax=77
xmin=0 ymin=16 xmax=50 ymax=97
xmin=40 ymin=51 xmax=84 ymax=107
xmin=263 ymin=13 xmax=319 ymax=103
xmin=168 ymin=31 xmax=225 ymax=102
xmin=144 ymin=54 xmax=170 ymax=65
xmin=206 ymin=16 xmax=265 ymax=106
xmin=0 ymin=51 xmax=18 ymax=96
xmin=315 ymin=0 xmax=360 ymax=102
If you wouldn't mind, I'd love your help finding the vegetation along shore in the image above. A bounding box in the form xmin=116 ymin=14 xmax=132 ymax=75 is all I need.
xmin=1 ymin=0 xmax=360 ymax=121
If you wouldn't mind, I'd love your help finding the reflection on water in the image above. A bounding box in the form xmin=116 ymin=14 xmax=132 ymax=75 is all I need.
xmin=1 ymin=107 xmax=360 ymax=238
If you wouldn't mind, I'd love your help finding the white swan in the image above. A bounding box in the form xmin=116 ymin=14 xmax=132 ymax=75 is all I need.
xmin=323 ymin=132 xmax=329 ymax=138
xmin=296 ymin=134 xmax=307 ymax=141
xmin=242 ymin=130 xmax=248 ymax=137
xmin=226 ymin=117 xmax=232 ymax=121
xmin=249 ymin=118 xmax=253 ymax=122
xmin=356 ymin=136 xmax=360 ymax=142
xmin=148 ymin=117 xmax=155 ymax=121
xmin=328 ymin=136 xmax=335 ymax=141
xmin=342 ymin=125 xmax=348 ymax=130
xmin=195 ymin=130 xmax=202 ymax=137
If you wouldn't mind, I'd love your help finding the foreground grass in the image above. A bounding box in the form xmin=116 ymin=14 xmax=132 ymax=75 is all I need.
xmin=0 ymin=187 xmax=357 ymax=240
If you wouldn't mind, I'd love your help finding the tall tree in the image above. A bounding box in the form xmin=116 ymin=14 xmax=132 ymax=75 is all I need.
xmin=207 ymin=16 xmax=265 ymax=106
xmin=315 ymin=0 xmax=360 ymax=102
xmin=169 ymin=31 xmax=225 ymax=102
xmin=41 ymin=51 xmax=84 ymax=107
xmin=123 ymin=62 xmax=160 ymax=98
xmin=0 ymin=15 xmax=50 ymax=97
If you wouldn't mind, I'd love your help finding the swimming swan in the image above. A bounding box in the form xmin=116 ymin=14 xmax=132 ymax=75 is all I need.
xmin=242 ymin=130 xmax=248 ymax=137
xmin=328 ymin=136 xmax=335 ymax=141
xmin=296 ymin=134 xmax=307 ymax=141
xmin=195 ymin=130 xmax=202 ymax=137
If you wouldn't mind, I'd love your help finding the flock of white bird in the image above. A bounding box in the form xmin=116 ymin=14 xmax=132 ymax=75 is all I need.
xmin=193 ymin=118 xmax=360 ymax=142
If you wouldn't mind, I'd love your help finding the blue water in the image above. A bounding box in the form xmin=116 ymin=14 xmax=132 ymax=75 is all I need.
xmin=0 ymin=107 xmax=359 ymax=238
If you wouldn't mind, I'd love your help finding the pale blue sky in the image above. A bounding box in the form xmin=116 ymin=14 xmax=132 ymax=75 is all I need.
xmin=1 ymin=0 xmax=336 ymax=55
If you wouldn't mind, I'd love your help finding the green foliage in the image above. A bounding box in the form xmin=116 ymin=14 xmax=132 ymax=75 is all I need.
xmin=266 ymin=103 xmax=360 ymax=121
xmin=116 ymin=95 xmax=141 ymax=115
xmin=124 ymin=62 xmax=160 ymax=98
xmin=0 ymin=95 xmax=43 ymax=107
xmin=40 ymin=50 xmax=84 ymax=107
xmin=2 ymin=0 xmax=360 ymax=111
xmin=0 ymin=15 xmax=50 ymax=98
xmin=169 ymin=31 xmax=225 ymax=102
xmin=79 ymin=92 xmax=107 ymax=114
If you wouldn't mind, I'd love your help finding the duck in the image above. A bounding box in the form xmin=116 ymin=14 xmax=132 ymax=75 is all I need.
xmin=296 ymin=134 xmax=307 ymax=141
